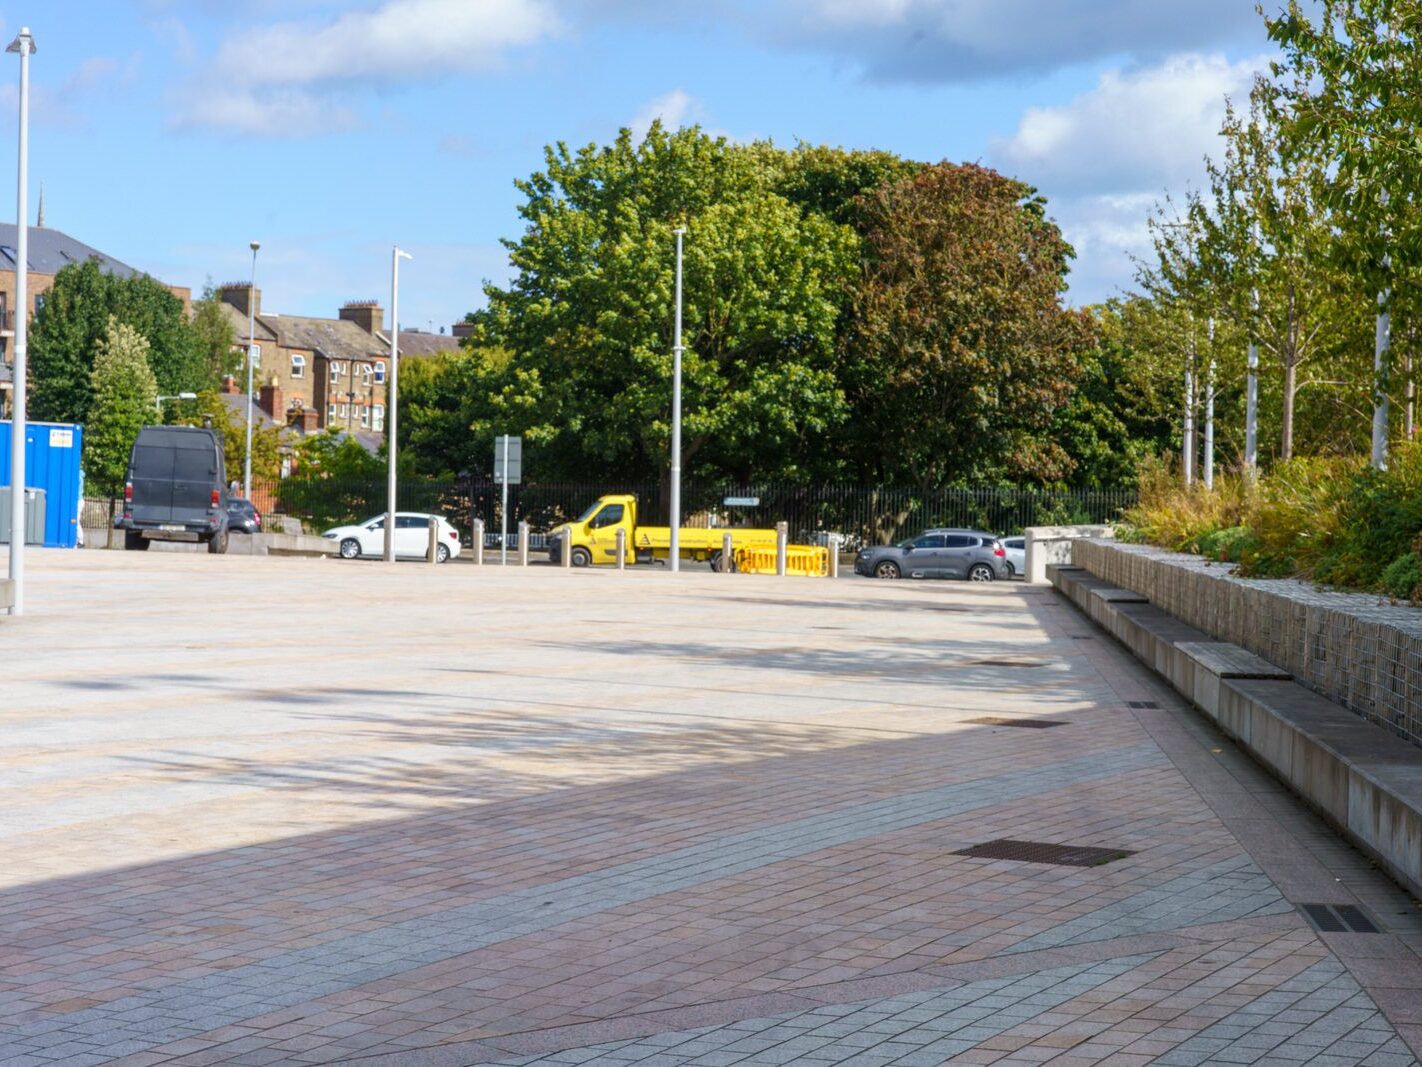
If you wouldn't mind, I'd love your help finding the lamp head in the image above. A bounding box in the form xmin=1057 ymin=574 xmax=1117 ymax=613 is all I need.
xmin=250 ymin=241 xmax=260 ymax=254
xmin=6 ymin=28 xmax=35 ymax=54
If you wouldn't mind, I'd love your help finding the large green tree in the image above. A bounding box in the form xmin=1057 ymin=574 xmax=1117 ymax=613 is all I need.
xmin=843 ymin=162 xmax=1095 ymax=487
xmin=471 ymin=124 xmax=861 ymax=483
xmin=84 ymin=318 xmax=158 ymax=495
xmin=190 ymin=283 xmax=238 ymax=387
xmin=30 ymin=258 xmax=205 ymax=424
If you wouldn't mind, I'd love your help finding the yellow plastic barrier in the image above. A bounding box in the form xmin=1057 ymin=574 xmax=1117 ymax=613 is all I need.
xmin=733 ymin=544 xmax=829 ymax=577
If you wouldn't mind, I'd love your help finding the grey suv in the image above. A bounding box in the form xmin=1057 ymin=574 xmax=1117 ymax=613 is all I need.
xmin=855 ymin=529 xmax=1007 ymax=581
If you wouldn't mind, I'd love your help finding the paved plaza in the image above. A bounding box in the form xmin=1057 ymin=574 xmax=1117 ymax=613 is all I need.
xmin=3 ymin=550 xmax=1422 ymax=1066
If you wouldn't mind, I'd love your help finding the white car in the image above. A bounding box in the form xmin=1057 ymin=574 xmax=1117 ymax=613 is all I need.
xmin=1001 ymin=536 xmax=1026 ymax=579
xmin=323 ymin=512 xmax=462 ymax=563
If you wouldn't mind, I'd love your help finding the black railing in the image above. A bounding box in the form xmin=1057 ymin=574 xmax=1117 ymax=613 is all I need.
xmin=254 ymin=477 xmax=1135 ymax=550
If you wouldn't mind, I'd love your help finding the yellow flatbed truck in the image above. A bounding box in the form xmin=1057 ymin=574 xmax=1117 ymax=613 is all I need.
xmin=548 ymin=494 xmax=779 ymax=568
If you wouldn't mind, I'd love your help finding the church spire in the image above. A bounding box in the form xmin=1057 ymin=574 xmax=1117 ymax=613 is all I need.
xmin=35 ymin=183 xmax=43 ymax=228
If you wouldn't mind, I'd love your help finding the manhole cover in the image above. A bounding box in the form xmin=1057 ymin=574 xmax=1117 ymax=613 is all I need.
xmin=964 ymin=716 xmax=1067 ymax=729
xmin=953 ymin=838 xmax=1135 ymax=867
xmin=1300 ymin=903 xmax=1380 ymax=934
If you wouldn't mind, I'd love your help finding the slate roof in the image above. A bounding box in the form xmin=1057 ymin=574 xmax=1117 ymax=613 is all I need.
xmin=385 ymin=329 xmax=461 ymax=359
xmin=219 ymin=302 xmax=278 ymax=343
xmin=0 ymin=224 xmax=141 ymax=277
xmin=218 ymin=391 xmax=285 ymax=432
xmin=263 ymin=314 xmax=387 ymax=362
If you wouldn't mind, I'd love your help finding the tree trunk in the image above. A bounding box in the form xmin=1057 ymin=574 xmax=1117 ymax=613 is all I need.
xmin=1281 ymin=361 xmax=1297 ymax=461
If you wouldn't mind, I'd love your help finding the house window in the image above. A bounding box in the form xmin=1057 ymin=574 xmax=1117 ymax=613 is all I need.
xmin=374 ymin=360 xmax=386 ymax=384
xmin=291 ymin=353 xmax=306 ymax=379
xmin=251 ymin=344 xmax=261 ymax=368
xmin=372 ymin=404 xmax=385 ymax=432
xmin=362 ymin=363 xmax=373 ymax=385
xmin=327 ymin=403 xmax=337 ymax=422
xmin=360 ymin=405 xmax=370 ymax=428
xmin=338 ymin=403 xmax=348 ymax=418
xmin=330 ymin=361 xmax=342 ymax=383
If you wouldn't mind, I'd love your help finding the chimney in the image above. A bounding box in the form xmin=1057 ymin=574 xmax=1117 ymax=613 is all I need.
xmin=339 ymin=300 xmax=384 ymax=334
xmin=294 ymin=407 xmax=320 ymax=432
xmin=259 ymin=382 xmax=284 ymax=420
xmin=221 ymin=375 xmax=240 ymax=395
xmin=220 ymin=282 xmax=261 ymax=319
xmin=452 ymin=322 xmax=474 ymax=339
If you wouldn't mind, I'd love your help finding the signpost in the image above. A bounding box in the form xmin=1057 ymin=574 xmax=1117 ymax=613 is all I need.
xmin=494 ymin=435 xmax=522 ymax=565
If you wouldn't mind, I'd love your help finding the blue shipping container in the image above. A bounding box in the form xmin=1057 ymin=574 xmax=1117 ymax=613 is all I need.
xmin=0 ymin=420 xmax=85 ymax=548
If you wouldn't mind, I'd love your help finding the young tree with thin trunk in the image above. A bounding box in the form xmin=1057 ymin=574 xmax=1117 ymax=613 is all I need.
xmin=85 ymin=317 xmax=158 ymax=496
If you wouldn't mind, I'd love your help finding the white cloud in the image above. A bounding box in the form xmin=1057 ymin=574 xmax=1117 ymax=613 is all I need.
xmin=981 ymin=52 xmax=1266 ymax=304
xmin=992 ymin=53 xmax=1262 ymax=197
xmin=630 ymin=89 xmax=697 ymax=140
xmin=172 ymin=0 xmax=562 ymax=135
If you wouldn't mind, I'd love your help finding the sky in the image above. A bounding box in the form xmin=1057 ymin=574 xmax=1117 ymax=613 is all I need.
xmin=0 ymin=0 xmax=1281 ymax=332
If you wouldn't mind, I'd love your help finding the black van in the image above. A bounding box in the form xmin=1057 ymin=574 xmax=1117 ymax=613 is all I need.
xmin=117 ymin=426 xmax=230 ymax=553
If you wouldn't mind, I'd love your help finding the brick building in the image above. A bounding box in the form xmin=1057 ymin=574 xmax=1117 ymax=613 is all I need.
xmin=0 ymin=222 xmax=191 ymax=416
xmin=217 ymin=286 xmax=460 ymax=441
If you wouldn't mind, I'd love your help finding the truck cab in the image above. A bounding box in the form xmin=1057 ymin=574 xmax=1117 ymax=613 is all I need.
xmin=553 ymin=494 xmax=638 ymax=567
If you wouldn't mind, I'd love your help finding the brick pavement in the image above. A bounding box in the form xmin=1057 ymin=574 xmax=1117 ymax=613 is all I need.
xmin=1 ymin=550 xmax=1420 ymax=1065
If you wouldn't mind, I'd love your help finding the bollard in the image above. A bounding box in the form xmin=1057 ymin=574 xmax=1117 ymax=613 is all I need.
xmin=426 ymin=519 xmax=440 ymax=564
xmin=517 ymin=521 xmax=530 ymax=567
xmin=471 ymin=518 xmax=484 ymax=566
xmin=722 ymin=532 xmax=733 ymax=574
xmin=827 ymin=534 xmax=840 ymax=579
xmin=560 ymin=529 xmax=572 ymax=570
xmin=616 ymin=527 xmax=627 ymax=571
xmin=775 ymin=522 xmax=788 ymax=577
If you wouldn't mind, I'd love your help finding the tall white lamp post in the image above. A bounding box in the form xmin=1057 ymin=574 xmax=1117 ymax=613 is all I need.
xmin=6 ymin=26 xmax=34 ymax=616
xmin=668 ymin=228 xmax=685 ymax=573
xmin=384 ymin=246 xmax=412 ymax=562
xmin=242 ymin=241 xmax=259 ymax=498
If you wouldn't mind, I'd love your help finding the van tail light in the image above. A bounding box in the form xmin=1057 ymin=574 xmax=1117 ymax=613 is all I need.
xmin=994 ymin=544 xmax=1006 ymax=557
xmin=124 ymin=482 xmax=133 ymax=502
xmin=210 ymin=489 xmax=220 ymax=507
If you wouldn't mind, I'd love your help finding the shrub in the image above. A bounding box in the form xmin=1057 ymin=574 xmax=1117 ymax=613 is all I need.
xmin=1120 ymin=456 xmax=1246 ymax=552
xmin=1380 ymin=553 xmax=1422 ymax=601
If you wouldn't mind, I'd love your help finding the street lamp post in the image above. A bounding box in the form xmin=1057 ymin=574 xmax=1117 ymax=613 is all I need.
xmin=6 ymin=26 xmax=34 ymax=616
xmin=242 ymin=241 xmax=260 ymax=498
xmin=384 ymin=247 xmax=412 ymax=562
xmin=155 ymin=391 xmax=197 ymax=413
xmin=669 ymin=228 xmax=685 ymax=574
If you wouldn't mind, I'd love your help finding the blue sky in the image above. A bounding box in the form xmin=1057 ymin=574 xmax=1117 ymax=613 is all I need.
xmin=3 ymin=1 xmax=1279 ymax=332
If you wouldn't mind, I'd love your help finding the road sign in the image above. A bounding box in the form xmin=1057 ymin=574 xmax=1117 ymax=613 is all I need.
xmin=494 ymin=435 xmax=522 ymax=484
xmin=723 ymin=496 xmax=760 ymax=507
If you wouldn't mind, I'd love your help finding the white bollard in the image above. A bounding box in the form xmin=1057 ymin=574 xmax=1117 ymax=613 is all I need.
xmin=616 ymin=527 xmax=626 ymax=571
xmin=560 ymin=529 xmax=572 ymax=569
xmin=472 ymin=518 xmax=484 ymax=566
xmin=517 ymin=521 xmax=530 ymax=567
xmin=722 ymin=531 xmax=734 ymax=574
xmin=775 ymin=522 xmax=788 ymax=577
xmin=827 ymin=534 xmax=840 ymax=578
xmin=426 ymin=519 xmax=440 ymax=565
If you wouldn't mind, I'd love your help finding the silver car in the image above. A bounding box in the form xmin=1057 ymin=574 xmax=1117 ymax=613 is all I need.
xmin=1001 ymin=536 xmax=1026 ymax=579
xmin=854 ymin=528 xmax=1008 ymax=581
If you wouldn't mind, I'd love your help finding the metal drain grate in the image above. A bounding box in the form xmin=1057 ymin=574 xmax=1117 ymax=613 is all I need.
xmin=967 ymin=659 xmax=1046 ymax=668
xmin=1071 ymin=635 xmax=1095 ymax=641
xmin=1300 ymin=903 xmax=1380 ymax=934
xmin=953 ymin=838 xmax=1135 ymax=867
xmin=964 ymin=716 xmax=1067 ymax=729
xmin=1126 ymin=701 xmax=1160 ymax=710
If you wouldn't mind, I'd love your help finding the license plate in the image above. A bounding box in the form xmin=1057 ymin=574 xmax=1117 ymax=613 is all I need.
xmin=159 ymin=523 xmax=184 ymax=532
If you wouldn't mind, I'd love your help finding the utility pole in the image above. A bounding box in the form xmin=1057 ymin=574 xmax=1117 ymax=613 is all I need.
xmin=385 ymin=248 xmax=412 ymax=561
xmin=668 ymin=228 xmax=685 ymax=573
xmin=242 ymin=241 xmax=260 ymax=498
xmin=6 ymin=26 xmax=34 ymax=616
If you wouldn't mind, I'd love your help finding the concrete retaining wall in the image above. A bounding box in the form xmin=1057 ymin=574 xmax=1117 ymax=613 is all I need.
xmin=1052 ymin=551 xmax=1422 ymax=901
xmin=1023 ymin=525 xmax=1115 ymax=585
xmin=1073 ymin=539 xmax=1422 ymax=748
xmin=0 ymin=578 xmax=12 ymax=611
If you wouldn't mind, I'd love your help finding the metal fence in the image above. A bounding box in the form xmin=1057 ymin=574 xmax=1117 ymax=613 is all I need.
xmin=249 ymin=477 xmax=1135 ymax=550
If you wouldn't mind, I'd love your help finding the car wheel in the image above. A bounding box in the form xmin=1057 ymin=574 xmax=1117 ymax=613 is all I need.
xmin=339 ymin=538 xmax=361 ymax=560
xmin=208 ymin=529 xmax=229 ymax=555
xmin=436 ymin=543 xmax=451 ymax=563
xmin=570 ymin=546 xmax=592 ymax=568
xmin=124 ymin=530 xmax=149 ymax=551
xmin=1004 ymin=561 xmax=1016 ymax=578
xmin=968 ymin=563 xmax=995 ymax=582
xmin=874 ymin=560 xmax=901 ymax=580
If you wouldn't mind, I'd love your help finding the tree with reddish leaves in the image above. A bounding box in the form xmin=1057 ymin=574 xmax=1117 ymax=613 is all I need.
xmin=844 ymin=162 xmax=1095 ymax=488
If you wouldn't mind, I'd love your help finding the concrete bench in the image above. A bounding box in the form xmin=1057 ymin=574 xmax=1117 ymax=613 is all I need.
xmin=1051 ymin=550 xmax=1422 ymax=901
